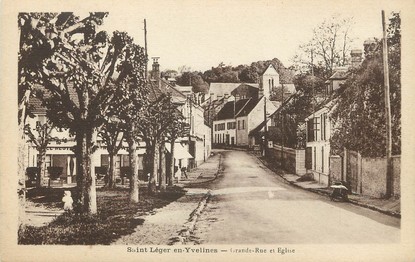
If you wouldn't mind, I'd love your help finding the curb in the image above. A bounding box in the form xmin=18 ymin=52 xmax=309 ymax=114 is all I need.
xmin=168 ymin=190 xmax=211 ymax=245
xmin=256 ymin=154 xmax=401 ymax=219
xmin=182 ymin=153 xmax=223 ymax=187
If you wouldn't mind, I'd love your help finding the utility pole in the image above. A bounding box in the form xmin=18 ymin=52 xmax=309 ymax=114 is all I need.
xmin=382 ymin=10 xmax=393 ymax=198
xmin=281 ymin=83 xmax=284 ymax=168
xmin=263 ymin=97 xmax=267 ymax=157
xmin=144 ymin=19 xmax=148 ymax=79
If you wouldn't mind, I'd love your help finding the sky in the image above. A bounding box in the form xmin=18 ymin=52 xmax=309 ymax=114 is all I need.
xmin=92 ymin=1 xmax=398 ymax=72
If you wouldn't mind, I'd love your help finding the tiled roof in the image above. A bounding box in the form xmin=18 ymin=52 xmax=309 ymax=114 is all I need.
xmin=215 ymin=99 xmax=251 ymax=120
xmin=329 ymin=70 xmax=348 ymax=80
xmin=208 ymin=83 xmax=241 ymax=99
xmin=28 ymin=83 xmax=79 ymax=114
xmin=235 ymin=98 xmax=259 ymax=117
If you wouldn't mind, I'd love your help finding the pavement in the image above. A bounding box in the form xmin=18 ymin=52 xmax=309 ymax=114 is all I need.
xmin=114 ymin=152 xmax=222 ymax=245
xmin=175 ymin=152 xmax=222 ymax=187
xmin=259 ymin=157 xmax=401 ymax=218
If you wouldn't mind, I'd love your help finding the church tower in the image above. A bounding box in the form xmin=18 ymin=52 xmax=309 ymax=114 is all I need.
xmin=259 ymin=64 xmax=279 ymax=99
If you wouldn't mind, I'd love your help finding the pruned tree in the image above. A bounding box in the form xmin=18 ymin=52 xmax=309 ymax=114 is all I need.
xmin=165 ymin=101 xmax=188 ymax=187
xmin=98 ymin=117 xmax=125 ymax=188
xmin=24 ymin=119 xmax=67 ymax=187
xmin=18 ymin=12 xmax=109 ymax=217
xmin=19 ymin=12 xmax=147 ymax=213
xmin=137 ymin=89 xmax=176 ymax=194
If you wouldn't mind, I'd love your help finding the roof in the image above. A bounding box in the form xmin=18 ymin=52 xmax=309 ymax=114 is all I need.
xmin=235 ymin=98 xmax=260 ymax=117
xmin=304 ymin=99 xmax=338 ymax=120
xmin=249 ymin=120 xmax=267 ymax=136
xmin=277 ymin=83 xmax=296 ymax=93
xmin=149 ymin=79 xmax=187 ymax=104
xmin=28 ymin=83 xmax=79 ymax=114
xmin=261 ymin=64 xmax=278 ymax=76
xmin=175 ymin=85 xmax=193 ymax=94
xmin=215 ymin=99 xmax=252 ymax=120
xmin=208 ymin=83 xmax=241 ymax=99
xmin=329 ymin=69 xmax=348 ymax=80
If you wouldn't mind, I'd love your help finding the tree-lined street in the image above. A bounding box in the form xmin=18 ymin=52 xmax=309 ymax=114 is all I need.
xmin=191 ymin=150 xmax=400 ymax=244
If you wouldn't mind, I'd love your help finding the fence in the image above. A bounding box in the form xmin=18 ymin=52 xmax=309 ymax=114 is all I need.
xmin=329 ymin=149 xmax=400 ymax=198
xmin=266 ymin=145 xmax=306 ymax=175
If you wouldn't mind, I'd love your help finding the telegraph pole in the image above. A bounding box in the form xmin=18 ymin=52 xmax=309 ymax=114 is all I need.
xmin=144 ymin=19 xmax=148 ymax=79
xmin=281 ymin=83 xmax=284 ymax=168
xmin=263 ymin=97 xmax=267 ymax=157
xmin=382 ymin=10 xmax=393 ymax=198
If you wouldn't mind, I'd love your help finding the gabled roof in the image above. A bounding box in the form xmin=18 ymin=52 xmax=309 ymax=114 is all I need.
xmin=249 ymin=119 xmax=269 ymax=136
xmin=235 ymin=98 xmax=260 ymax=117
xmin=215 ymin=99 xmax=251 ymax=121
xmin=149 ymin=79 xmax=187 ymax=104
xmin=261 ymin=64 xmax=278 ymax=76
xmin=28 ymin=83 xmax=80 ymax=114
xmin=329 ymin=70 xmax=348 ymax=80
xmin=208 ymin=83 xmax=241 ymax=98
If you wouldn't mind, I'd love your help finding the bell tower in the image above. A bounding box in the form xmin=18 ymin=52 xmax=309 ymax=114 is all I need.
xmin=259 ymin=64 xmax=279 ymax=99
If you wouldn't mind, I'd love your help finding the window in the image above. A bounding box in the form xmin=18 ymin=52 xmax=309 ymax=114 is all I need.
xmin=313 ymin=117 xmax=320 ymax=141
xmin=227 ymin=121 xmax=236 ymax=130
xmin=307 ymin=119 xmax=314 ymax=142
xmin=242 ymin=120 xmax=245 ymax=130
xmin=238 ymin=120 xmax=240 ymax=130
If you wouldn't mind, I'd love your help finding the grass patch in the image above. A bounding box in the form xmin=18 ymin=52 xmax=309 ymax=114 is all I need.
xmin=19 ymin=187 xmax=185 ymax=245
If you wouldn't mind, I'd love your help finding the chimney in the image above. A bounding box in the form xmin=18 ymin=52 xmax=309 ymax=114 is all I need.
xmin=364 ymin=38 xmax=377 ymax=58
xmin=350 ymin=49 xmax=363 ymax=68
xmin=151 ymin=57 xmax=160 ymax=86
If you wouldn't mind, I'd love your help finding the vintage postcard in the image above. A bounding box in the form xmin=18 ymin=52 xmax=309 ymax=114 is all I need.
xmin=1 ymin=0 xmax=414 ymax=261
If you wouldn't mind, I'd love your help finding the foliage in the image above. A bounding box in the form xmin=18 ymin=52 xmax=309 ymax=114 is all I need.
xmin=292 ymin=15 xmax=355 ymax=78
xmin=176 ymin=71 xmax=209 ymax=93
xmin=199 ymin=58 xmax=294 ymax=84
xmin=270 ymin=75 xmax=325 ymax=148
xmin=330 ymin=12 xmax=401 ymax=157
xmin=18 ymin=12 xmax=147 ymax=213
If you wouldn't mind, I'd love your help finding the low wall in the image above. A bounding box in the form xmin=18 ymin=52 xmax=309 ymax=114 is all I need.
xmin=361 ymin=157 xmax=387 ymax=198
xmin=392 ymin=156 xmax=400 ymax=196
xmin=266 ymin=146 xmax=305 ymax=175
xmin=330 ymin=151 xmax=400 ymax=198
xmin=329 ymin=156 xmax=342 ymax=182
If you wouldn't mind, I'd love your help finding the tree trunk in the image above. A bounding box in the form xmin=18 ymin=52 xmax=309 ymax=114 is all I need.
xmin=36 ymin=149 xmax=46 ymax=188
xmin=108 ymin=153 xmax=116 ymax=188
xmin=168 ymin=140 xmax=175 ymax=187
xmin=149 ymin=140 xmax=159 ymax=194
xmin=76 ymin=128 xmax=97 ymax=214
xmin=18 ymin=89 xmax=31 ymax=226
xmin=127 ymin=133 xmax=139 ymax=203
xmin=159 ymin=139 xmax=166 ymax=191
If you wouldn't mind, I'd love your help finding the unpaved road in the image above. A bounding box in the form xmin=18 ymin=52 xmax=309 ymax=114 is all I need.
xmin=192 ymin=150 xmax=400 ymax=244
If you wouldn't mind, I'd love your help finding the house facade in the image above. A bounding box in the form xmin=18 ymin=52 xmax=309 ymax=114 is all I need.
xmin=235 ymin=97 xmax=277 ymax=147
xmin=305 ymin=103 xmax=333 ymax=186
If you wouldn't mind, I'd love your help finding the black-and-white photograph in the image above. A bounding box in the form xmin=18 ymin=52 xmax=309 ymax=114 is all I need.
xmin=1 ymin=0 xmax=414 ymax=261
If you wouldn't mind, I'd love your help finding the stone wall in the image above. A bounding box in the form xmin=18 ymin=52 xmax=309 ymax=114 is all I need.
xmin=392 ymin=156 xmax=401 ymax=197
xmin=330 ymin=150 xmax=401 ymax=198
xmin=361 ymin=157 xmax=387 ymax=198
xmin=329 ymin=155 xmax=342 ymax=182
xmin=266 ymin=145 xmax=298 ymax=174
